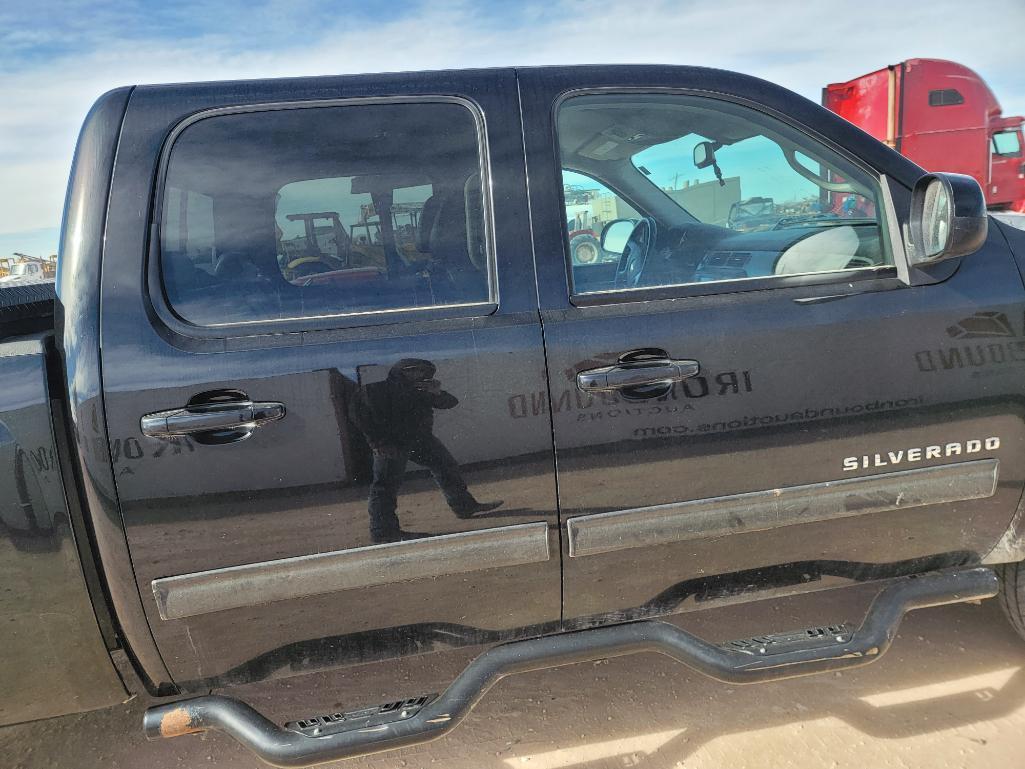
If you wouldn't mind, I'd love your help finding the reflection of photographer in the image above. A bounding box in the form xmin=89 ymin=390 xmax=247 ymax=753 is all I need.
xmin=350 ymin=359 xmax=501 ymax=543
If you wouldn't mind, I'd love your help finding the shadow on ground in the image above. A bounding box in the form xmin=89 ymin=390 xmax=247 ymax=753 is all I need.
xmin=4 ymin=592 xmax=1025 ymax=769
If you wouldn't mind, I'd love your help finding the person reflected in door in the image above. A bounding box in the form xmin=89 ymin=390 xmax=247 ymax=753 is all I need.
xmin=350 ymin=358 xmax=503 ymax=543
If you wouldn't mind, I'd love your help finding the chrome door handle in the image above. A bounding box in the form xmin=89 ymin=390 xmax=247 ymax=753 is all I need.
xmin=141 ymin=400 xmax=285 ymax=439
xmin=576 ymin=359 xmax=700 ymax=393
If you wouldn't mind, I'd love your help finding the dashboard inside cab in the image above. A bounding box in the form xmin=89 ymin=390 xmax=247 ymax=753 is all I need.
xmin=556 ymin=93 xmax=892 ymax=296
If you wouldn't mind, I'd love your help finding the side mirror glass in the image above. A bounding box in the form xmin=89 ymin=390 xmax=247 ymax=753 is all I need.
xmin=600 ymin=219 xmax=635 ymax=255
xmin=908 ymin=172 xmax=987 ymax=265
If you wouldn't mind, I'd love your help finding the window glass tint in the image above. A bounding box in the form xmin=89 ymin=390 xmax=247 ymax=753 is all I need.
xmin=562 ymin=170 xmax=639 ymax=266
xmin=993 ymin=130 xmax=1022 ymax=157
xmin=160 ymin=102 xmax=491 ymax=326
xmin=557 ymin=94 xmax=891 ymax=295
xmin=928 ymin=89 xmax=965 ymax=107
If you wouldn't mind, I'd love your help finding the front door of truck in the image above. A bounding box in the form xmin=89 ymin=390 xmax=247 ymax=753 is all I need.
xmin=519 ymin=67 xmax=1025 ymax=628
xmin=99 ymin=71 xmax=560 ymax=689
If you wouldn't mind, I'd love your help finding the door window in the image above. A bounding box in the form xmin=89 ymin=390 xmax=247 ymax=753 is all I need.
xmin=562 ymin=170 xmax=639 ymax=266
xmin=993 ymin=130 xmax=1022 ymax=157
xmin=556 ymin=94 xmax=892 ymax=295
xmin=159 ymin=101 xmax=492 ymax=327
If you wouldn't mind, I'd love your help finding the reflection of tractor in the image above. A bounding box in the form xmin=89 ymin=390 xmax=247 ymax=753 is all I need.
xmin=350 ymin=202 xmax=424 ymax=261
xmin=279 ymin=212 xmax=350 ymax=280
xmin=728 ymin=197 xmax=777 ymax=232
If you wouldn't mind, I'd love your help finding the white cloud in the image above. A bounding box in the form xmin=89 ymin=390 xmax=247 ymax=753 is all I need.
xmin=3 ymin=0 xmax=1024 ymax=247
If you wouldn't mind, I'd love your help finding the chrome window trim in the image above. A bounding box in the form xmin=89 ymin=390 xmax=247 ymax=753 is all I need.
xmin=880 ymin=174 xmax=912 ymax=284
xmin=201 ymin=300 xmax=497 ymax=329
xmin=569 ymin=265 xmax=895 ymax=300
xmin=149 ymin=95 xmax=499 ymax=335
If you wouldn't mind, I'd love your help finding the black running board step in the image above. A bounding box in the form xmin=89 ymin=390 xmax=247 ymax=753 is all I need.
xmin=143 ymin=567 xmax=997 ymax=768
xmin=285 ymin=694 xmax=437 ymax=738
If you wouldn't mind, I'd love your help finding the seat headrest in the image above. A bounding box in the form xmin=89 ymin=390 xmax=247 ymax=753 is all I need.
xmin=417 ymin=195 xmax=442 ymax=253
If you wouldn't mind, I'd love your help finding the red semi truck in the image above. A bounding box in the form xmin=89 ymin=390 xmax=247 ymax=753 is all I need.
xmin=824 ymin=59 xmax=1025 ymax=212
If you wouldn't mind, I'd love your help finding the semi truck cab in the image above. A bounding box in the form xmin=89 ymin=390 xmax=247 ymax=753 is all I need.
xmin=824 ymin=58 xmax=1025 ymax=213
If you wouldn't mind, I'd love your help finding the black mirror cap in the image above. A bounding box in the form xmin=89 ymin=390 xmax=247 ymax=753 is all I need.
xmin=908 ymin=172 xmax=988 ymax=265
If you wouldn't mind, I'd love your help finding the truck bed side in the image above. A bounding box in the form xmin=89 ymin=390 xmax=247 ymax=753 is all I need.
xmin=0 ymin=334 xmax=125 ymax=725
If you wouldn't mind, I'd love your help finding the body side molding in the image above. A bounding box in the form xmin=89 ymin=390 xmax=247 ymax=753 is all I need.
xmin=153 ymin=521 xmax=551 ymax=620
xmin=567 ymin=459 xmax=999 ymax=558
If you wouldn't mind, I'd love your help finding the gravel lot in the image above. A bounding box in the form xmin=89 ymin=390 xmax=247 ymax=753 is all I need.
xmin=4 ymin=584 xmax=1025 ymax=769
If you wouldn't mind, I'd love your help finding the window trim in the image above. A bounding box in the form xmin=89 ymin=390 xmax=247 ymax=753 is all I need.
xmin=550 ymin=87 xmax=907 ymax=305
xmin=147 ymin=95 xmax=498 ymax=339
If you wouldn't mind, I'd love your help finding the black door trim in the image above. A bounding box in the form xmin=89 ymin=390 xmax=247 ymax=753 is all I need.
xmin=153 ymin=521 xmax=552 ymax=620
xmin=566 ymin=459 xmax=999 ymax=558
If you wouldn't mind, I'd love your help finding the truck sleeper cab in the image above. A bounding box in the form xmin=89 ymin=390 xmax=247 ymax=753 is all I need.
xmin=824 ymin=59 xmax=1025 ymax=212
xmin=14 ymin=64 xmax=1025 ymax=766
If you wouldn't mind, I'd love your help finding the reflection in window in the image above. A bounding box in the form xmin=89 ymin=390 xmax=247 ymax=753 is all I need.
xmin=557 ymin=93 xmax=891 ymax=295
xmin=160 ymin=102 xmax=491 ymax=326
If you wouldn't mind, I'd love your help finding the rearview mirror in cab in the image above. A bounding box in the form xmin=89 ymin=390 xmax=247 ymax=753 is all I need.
xmin=692 ymin=140 xmax=722 ymax=169
xmin=600 ymin=218 xmax=636 ymax=255
xmin=908 ymin=172 xmax=988 ymax=266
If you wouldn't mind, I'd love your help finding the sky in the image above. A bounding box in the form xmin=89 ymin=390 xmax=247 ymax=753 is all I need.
xmin=2 ymin=0 xmax=1024 ymax=257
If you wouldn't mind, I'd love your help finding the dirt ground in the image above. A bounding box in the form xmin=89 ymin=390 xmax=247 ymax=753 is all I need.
xmin=4 ymin=587 xmax=1025 ymax=769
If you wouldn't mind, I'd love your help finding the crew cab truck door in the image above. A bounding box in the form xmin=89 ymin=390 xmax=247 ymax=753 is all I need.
xmin=99 ymin=71 xmax=560 ymax=690
xmin=519 ymin=66 xmax=1025 ymax=628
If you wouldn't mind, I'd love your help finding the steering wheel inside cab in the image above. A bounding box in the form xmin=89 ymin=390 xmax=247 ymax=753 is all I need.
xmin=614 ymin=217 xmax=659 ymax=289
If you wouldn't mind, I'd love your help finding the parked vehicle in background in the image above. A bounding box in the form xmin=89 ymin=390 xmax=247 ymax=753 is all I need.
xmin=5 ymin=65 xmax=1025 ymax=768
xmin=728 ymin=196 xmax=777 ymax=232
xmin=0 ymin=255 xmax=56 ymax=284
xmin=824 ymin=59 xmax=1025 ymax=212
xmin=567 ymin=227 xmax=603 ymax=264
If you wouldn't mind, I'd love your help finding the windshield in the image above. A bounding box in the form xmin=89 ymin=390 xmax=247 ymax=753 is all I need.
xmin=631 ymin=133 xmax=876 ymax=232
xmin=11 ymin=264 xmax=28 ymax=275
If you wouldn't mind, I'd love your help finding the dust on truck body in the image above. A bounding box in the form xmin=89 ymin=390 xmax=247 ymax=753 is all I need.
xmin=824 ymin=58 xmax=1025 ymax=212
xmin=8 ymin=64 xmax=1025 ymax=768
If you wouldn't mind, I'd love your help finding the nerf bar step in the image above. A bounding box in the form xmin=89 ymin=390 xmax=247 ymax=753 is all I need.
xmin=143 ymin=566 xmax=997 ymax=768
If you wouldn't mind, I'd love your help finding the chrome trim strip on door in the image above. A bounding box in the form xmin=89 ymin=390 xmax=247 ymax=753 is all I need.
xmin=153 ymin=522 xmax=551 ymax=620
xmin=566 ymin=459 xmax=999 ymax=558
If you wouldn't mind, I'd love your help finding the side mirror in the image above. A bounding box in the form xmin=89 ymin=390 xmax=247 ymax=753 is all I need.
xmin=600 ymin=219 xmax=636 ymax=255
xmin=693 ymin=141 xmax=721 ymax=170
xmin=908 ymin=173 xmax=988 ymax=265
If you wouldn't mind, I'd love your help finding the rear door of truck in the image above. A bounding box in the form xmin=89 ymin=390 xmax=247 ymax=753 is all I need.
xmin=519 ymin=65 xmax=1025 ymax=629
xmin=98 ymin=70 xmax=560 ymax=690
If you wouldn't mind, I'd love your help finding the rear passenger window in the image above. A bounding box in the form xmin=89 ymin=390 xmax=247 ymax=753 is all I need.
xmin=159 ymin=101 xmax=492 ymax=327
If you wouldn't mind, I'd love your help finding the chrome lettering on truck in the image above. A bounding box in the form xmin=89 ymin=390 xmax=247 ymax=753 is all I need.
xmin=842 ymin=437 xmax=1001 ymax=471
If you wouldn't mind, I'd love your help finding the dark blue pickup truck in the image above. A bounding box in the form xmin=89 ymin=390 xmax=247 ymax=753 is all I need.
xmin=4 ymin=65 xmax=1025 ymax=767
